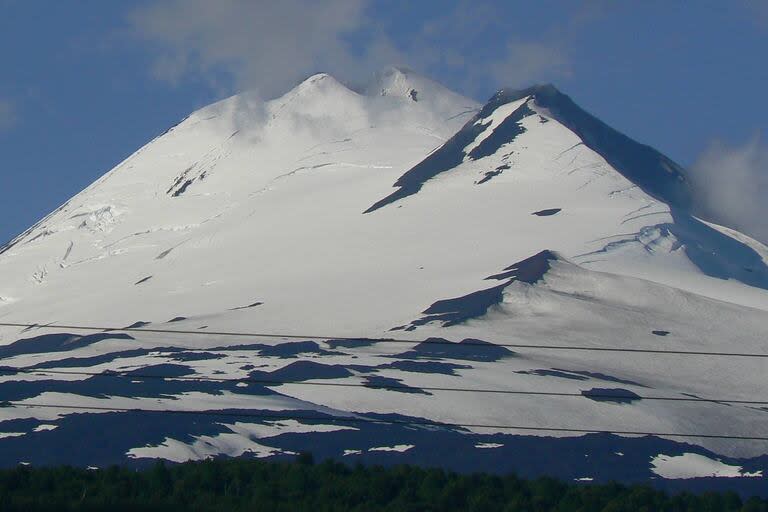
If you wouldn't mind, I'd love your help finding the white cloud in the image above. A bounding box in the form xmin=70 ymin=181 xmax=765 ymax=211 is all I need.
xmin=129 ymin=0 xmax=376 ymax=98
xmin=0 ymin=100 xmax=15 ymax=133
xmin=128 ymin=1 xmax=584 ymax=101
xmin=690 ymin=134 xmax=768 ymax=244
xmin=396 ymin=0 xmax=579 ymax=94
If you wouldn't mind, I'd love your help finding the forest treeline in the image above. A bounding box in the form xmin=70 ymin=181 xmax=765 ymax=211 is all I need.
xmin=0 ymin=454 xmax=765 ymax=511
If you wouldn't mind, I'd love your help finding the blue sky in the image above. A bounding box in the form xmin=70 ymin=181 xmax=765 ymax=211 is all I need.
xmin=1 ymin=0 xmax=767 ymax=243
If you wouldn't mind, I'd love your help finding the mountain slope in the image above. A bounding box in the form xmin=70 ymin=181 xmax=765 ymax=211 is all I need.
xmin=0 ymin=70 xmax=766 ymax=491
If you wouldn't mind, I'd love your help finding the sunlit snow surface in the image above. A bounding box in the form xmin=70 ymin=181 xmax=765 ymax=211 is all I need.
xmin=0 ymin=69 xmax=767 ymax=493
xmin=651 ymin=453 xmax=763 ymax=479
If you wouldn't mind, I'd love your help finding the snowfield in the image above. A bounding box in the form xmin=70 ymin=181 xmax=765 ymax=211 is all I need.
xmin=650 ymin=453 xmax=763 ymax=480
xmin=0 ymin=68 xmax=766 ymax=492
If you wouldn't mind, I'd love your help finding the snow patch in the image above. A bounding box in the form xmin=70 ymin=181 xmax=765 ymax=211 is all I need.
xmin=32 ymin=424 xmax=58 ymax=432
xmin=475 ymin=442 xmax=504 ymax=449
xmin=369 ymin=444 xmax=414 ymax=453
xmin=650 ymin=453 xmax=763 ymax=479
xmin=0 ymin=432 xmax=25 ymax=439
xmin=127 ymin=435 xmax=285 ymax=462
xmin=125 ymin=419 xmax=356 ymax=463
xmin=223 ymin=420 xmax=356 ymax=440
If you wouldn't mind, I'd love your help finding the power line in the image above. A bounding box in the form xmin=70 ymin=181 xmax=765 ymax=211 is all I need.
xmin=2 ymin=322 xmax=767 ymax=359
xmin=1 ymin=366 xmax=765 ymax=406
xmin=5 ymin=401 xmax=768 ymax=442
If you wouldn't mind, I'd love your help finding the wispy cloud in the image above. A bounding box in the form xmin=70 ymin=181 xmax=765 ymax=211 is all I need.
xmin=129 ymin=0 xmax=378 ymax=98
xmin=0 ymin=100 xmax=15 ymax=133
xmin=128 ymin=0 xmax=600 ymax=100
xmin=402 ymin=0 xmax=578 ymax=94
xmin=690 ymin=134 xmax=768 ymax=245
xmin=740 ymin=0 xmax=768 ymax=28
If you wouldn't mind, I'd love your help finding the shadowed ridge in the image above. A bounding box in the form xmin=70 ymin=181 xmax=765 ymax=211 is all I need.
xmin=365 ymin=83 xmax=692 ymax=214
xmin=511 ymin=84 xmax=692 ymax=209
xmin=485 ymin=249 xmax=560 ymax=282
xmin=364 ymin=91 xmax=535 ymax=213
xmin=394 ymin=250 xmax=561 ymax=329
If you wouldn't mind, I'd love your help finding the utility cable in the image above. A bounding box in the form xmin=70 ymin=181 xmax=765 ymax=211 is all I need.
xmin=1 ymin=322 xmax=767 ymax=358
xmin=0 ymin=366 xmax=765 ymax=405
xmin=4 ymin=401 xmax=768 ymax=442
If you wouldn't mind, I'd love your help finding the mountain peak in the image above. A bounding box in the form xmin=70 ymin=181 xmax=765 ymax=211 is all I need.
xmin=365 ymin=81 xmax=692 ymax=214
xmin=475 ymin=84 xmax=559 ymax=119
xmin=293 ymin=72 xmax=350 ymax=94
xmin=480 ymin=83 xmax=692 ymax=208
xmin=268 ymin=72 xmax=362 ymax=113
xmin=361 ymin=67 xmax=478 ymax=114
xmin=494 ymin=83 xmax=560 ymax=103
xmin=365 ymin=66 xmax=422 ymax=101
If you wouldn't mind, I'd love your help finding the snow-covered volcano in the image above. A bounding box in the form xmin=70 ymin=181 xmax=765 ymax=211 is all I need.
xmin=1 ymin=68 xmax=767 ymax=492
